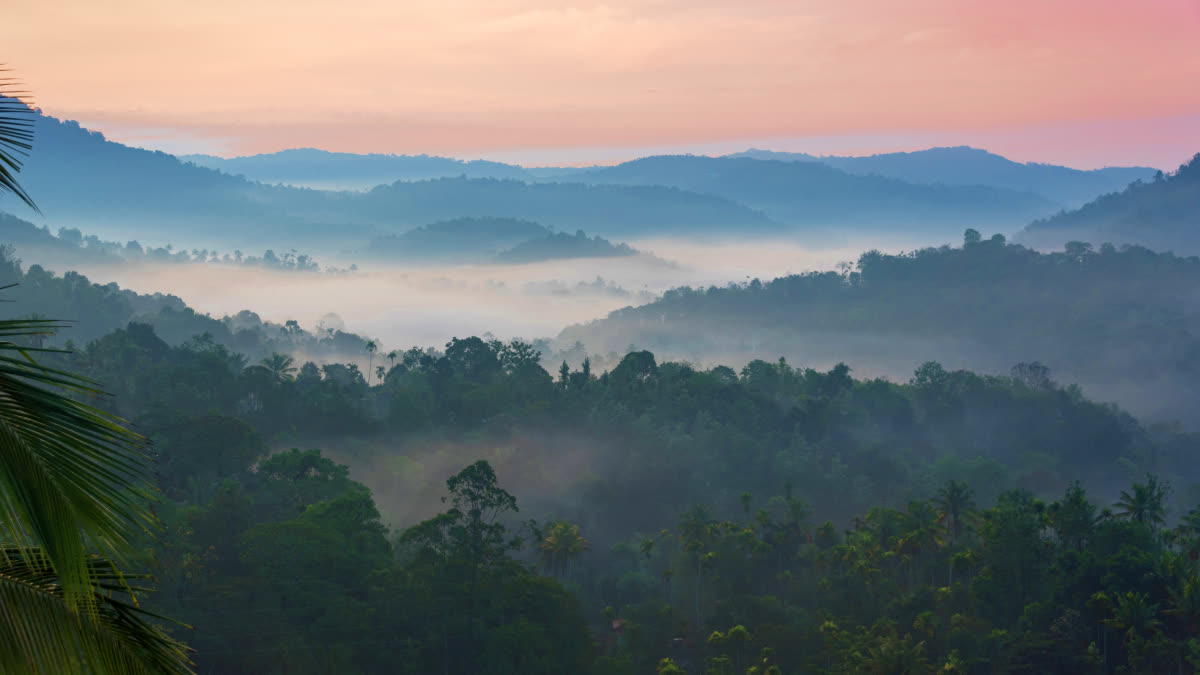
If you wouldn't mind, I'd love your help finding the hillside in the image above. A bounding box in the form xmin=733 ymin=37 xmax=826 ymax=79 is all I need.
xmin=494 ymin=230 xmax=638 ymax=264
xmin=364 ymin=217 xmax=551 ymax=262
xmin=570 ymin=154 xmax=1058 ymax=228
xmin=557 ymin=235 xmax=1200 ymax=423
xmin=364 ymin=217 xmax=643 ymax=264
xmin=730 ymin=146 xmax=1156 ymax=207
xmin=1021 ymin=153 xmax=1200 ymax=252
xmin=0 ymin=104 xmax=773 ymax=246
xmin=0 ymin=210 xmax=336 ymax=271
xmin=0 ymin=244 xmax=368 ymax=357
xmin=182 ymin=148 xmax=533 ymax=189
xmin=356 ymin=176 xmax=775 ymax=237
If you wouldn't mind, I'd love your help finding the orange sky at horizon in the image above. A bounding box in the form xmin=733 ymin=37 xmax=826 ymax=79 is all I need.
xmin=5 ymin=0 xmax=1200 ymax=168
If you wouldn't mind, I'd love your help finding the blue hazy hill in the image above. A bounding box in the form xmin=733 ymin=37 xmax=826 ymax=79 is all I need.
xmin=729 ymin=146 xmax=1156 ymax=208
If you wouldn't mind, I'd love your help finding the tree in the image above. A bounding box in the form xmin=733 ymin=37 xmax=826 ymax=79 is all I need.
xmin=679 ymin=504 xmax=718 ymax=631
xmin=538 ymin=520 xmax=590 ymax=579
xmin=936 ymin=480 xmax=974 ymax=547
xmin=1047 ymin=481 xmax=1095 ymax=551
xmin=256 ymin=352 xmax=297 ymax=383
xmin=0 ymin=69 xmax=38 ymax=212
xmin=401 ymin=460 xmax=519 ymax=576
xmin=1114 ymin=474 xmax=1169 ymax=531
xmin=365 ymin=340 xmax=378 ymax=384
xmin=935 ymin=480 xmax=974 ymax=583
xmin=0 ymin=75 xmax=190 ymax=670
xmin=963 ymin=228 xmax=981 ymax=246
xmin=0 ymin=315 xmax=192 ymax=672
xmin=397 ymin=462 xmax=592 ymax=674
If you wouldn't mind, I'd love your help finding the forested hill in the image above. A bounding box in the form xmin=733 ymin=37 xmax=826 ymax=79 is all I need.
xmin=1021 ymin=152 xmax=1200 ymax=253
xmin=0 ymin=210 xmax=340 ymax=272
xmin=0 ymin=245 xmax=371 ymax=359
xmin=364 ymin=217 xmax=643 ymax=263
xmin=729 ymin=146 xmax=1156 ymax=207
xmin=569 ymin=155 xmax=1057 ymax=228
xmin=355 ymin=176 xmax=774 ymax=237
xmin=495 ymin=229 xmax=638 ymax=264
xmin=557 ymin=234 xmax=1200 ymax=423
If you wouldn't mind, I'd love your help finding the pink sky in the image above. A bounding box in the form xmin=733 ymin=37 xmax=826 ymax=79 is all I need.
xmin=5 ymin=0 xmax=1200 ymax=168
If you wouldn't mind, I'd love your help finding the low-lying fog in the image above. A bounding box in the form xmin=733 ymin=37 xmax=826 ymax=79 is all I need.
xmin=60 ymin=234 xmax=929 ymax=349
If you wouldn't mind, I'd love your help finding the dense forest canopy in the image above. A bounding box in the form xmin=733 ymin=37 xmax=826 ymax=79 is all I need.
xmin=557 ymin=234 xmax=1200 ymax=424
xmin=11 ymin=307 xmax=1199 ymax=673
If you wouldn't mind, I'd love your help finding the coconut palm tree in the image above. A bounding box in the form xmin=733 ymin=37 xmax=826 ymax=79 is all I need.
xmin=1114 ymin=474 xmax=1169 ymax=531
xmin=0 ymin=316 xmax=193 ymax=673
xmin=257 ymin=352 xmax=297 ymax=383
xmin=0 ymin=73 xmax=192 ymax=672
xmin=1105 ymin=591 xmax=1162 ymax=648
xmin=935 ymin=480 xmax=974 ymax=584
xmin=365 ymin=340 xmax=378 ymax=384
xmin=935 ymin=480 xmax=974 ymax=547
xmin=538 ymin=520 xmax=590 ymax=579
xmin=0 ymin=67 xmax=39 ymax=212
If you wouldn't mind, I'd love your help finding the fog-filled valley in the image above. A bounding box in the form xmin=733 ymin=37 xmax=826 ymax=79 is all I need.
xmin=3 ymin=41 xmax=1200 ymax=675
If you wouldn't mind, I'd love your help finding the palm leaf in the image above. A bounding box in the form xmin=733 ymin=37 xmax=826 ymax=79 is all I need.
xmin=0 ymin=66 xmax=39 ymax=212
xmin=0 ymin=315 xmax=158 ymax=610
xmin=0 ymin=547 xmax=193 ymax=674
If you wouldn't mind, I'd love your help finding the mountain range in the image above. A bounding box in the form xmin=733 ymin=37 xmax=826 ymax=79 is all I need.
xmin=0 ymin=101 xmax=1180 ymax=253
xmin=728 ymin=146 xmax=1156 ymax=208
xmin=566 ymin=154 xmax=1056 ymax=228
xmin=182 ymin=149 xmax=532 ymax=190
xmin=0 ymin=108 xmax=768 ymax=247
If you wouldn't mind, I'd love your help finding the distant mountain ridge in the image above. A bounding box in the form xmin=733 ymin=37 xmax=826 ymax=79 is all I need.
xmin=0 ymin=101 xmax=1166 ymax=250
xmin=728 ymin=146 xmax=1157 ymax=207
xmin=0 ymin=104 xmax=770 ymax=246
xmin=182 ymin=149 xmax=534 ymax=190
xmin=567 ymin=154 xmax=1057 ymax=229
xmin=182 ymin=145 xmax=1154 ymax=214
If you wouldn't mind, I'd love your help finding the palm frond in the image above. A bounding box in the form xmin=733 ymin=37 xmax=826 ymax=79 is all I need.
xmin=0 ymin=66 xmax=39 ymax=213
xmin=0 ymin=547 xmax=193 ymax=674
xmin=0 ymin=316 xmax=158 ymax=609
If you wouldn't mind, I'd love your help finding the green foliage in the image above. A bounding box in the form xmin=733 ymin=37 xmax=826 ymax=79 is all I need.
xmin=559 ymin=239 xmax=1200 ymax=422
xmin=8 ymin=298 xmax=1200 ymax=672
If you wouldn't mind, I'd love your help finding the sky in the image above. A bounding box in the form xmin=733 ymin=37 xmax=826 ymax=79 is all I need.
xmin=5 ymin=0 xmax=1200 ymax=169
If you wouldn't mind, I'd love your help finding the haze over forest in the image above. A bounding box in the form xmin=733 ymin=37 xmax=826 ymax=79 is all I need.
xmin=3 ymin=2 xmax=1200 ymax=672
